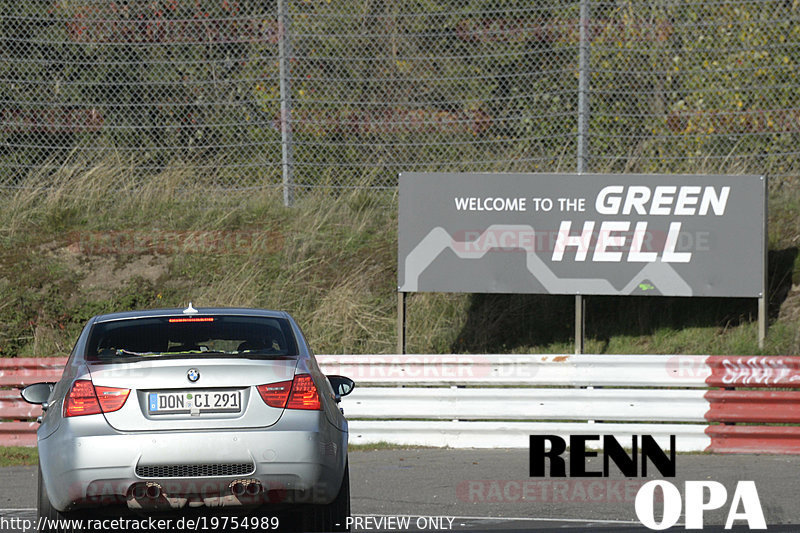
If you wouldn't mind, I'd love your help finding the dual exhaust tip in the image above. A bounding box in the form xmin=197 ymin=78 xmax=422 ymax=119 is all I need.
xmin=131 ymin=483 xmax=162 ymax=500
xmin=230 ymin=480 xmax=263 ymax=497
xmin=130 ymin=479 xmax=263 ymax=500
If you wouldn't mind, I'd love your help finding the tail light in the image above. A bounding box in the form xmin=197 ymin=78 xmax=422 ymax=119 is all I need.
xmin=256 ymin=380 xmax=292 ymax=408
xmin=65 ymin=380 xmax=130 ymax=417
xmin=257 ymin=374 xmax=321 ymax=411
xmin=287 ymin=375 xmax=322 ymax=410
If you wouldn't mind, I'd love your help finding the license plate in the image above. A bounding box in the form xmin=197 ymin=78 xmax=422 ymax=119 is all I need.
xmin=148 ymin=391 xmax=242 ymax=415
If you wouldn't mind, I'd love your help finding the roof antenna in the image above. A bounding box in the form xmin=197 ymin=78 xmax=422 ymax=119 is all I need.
xmin=183 ymin=302 xmax=198 ymax=314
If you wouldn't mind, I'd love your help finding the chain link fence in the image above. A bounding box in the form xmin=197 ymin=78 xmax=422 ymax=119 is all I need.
xmin=1 ymin=0 xmax=799 ymax=196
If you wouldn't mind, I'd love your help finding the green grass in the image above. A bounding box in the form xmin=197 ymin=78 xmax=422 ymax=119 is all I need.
xmin=0 ymin=162 xmax=798 ymax=357
xmin=348 ymin=442 xmax=438 ymax=451
xmin=0 ymin=444 xmax=425 ymax=463
xmin=0 ymin=446 xmax=38 ymax=467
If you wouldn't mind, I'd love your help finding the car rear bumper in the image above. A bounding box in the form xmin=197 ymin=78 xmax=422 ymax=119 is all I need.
xmin=38 ymin=411 xmax=347 ymax=512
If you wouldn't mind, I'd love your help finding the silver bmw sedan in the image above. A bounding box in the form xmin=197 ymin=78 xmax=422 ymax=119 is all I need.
xmin=22 ymin=306 xmax=354 ymax=532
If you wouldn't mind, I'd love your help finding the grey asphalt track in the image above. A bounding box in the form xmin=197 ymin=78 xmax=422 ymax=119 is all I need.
xmin=1 ymin=449 xmax=799 ymax=532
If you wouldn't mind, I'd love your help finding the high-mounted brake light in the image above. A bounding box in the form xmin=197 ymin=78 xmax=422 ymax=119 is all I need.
xmin=256 ymin=374 xmax=321 ymax=411
xmin=168 ymin=317 xmax=215 ymax=323
xmin=65 ymin=380 xmax=130 ymax=417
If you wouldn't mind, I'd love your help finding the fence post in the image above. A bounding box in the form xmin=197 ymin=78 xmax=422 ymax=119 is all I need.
xmin=278 ymin=0 xmax=295 ymax=207
xmin=759 ymin=175 xmax=768 ymax=349
xmin=577 ymin=0 xmax=590 ymax=175
xmin=575 ymin=0 xmax=590 ymax=354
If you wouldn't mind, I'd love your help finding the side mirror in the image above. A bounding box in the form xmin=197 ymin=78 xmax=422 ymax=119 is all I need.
xmin=21 ymin=382 xmax=54 ymax=405
xmin=327 ymin=376 xmax=355 ymax=403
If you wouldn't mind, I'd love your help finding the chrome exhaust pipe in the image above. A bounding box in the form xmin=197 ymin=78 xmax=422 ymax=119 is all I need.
xmin=230 ymin=480 xmax=262 ymax=497
xmin=132 ymin=484 xmax=147 ymax=499
xmin=231 ymin=482 xmax=247 ymax=497
xmin=145 ymin=483 xmax=162 ymax=499
xmin=245 ymin=482 xmax=262 ymax=496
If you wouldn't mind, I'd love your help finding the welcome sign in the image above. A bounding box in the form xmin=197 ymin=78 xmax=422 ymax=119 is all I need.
xmin=398 ymin=173 xmax=765 ymax=297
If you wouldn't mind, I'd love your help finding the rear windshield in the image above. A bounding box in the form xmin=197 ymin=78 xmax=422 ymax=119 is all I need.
xmin=86 ymin=315 xmax=298 ymax=361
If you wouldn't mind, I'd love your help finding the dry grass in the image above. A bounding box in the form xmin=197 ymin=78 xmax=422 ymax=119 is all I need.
xmin=0 ymin=160 xmax=798 ymax=357
xmin=0 ymin=162 xmax=404 ymax=355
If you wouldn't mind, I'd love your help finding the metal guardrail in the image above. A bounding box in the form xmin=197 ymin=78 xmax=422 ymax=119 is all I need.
xmin=341 ymin=388 xmax=709 ymax=422
xmin=0 ymin=358 xmax=66 ymax=445
xmin=323 ymin=354 xmax=800 ymax=453
xmin=0 ymin=357 xmax=67 ymax=388
xmin=318 ymin=353 xmax=712 ymax=387
xmin=2 ymin=355 xmax=800 ymax=452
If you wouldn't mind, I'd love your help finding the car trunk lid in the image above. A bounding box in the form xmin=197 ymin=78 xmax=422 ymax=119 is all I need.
xmin=88 ymin=357 xmax=298 ymax=431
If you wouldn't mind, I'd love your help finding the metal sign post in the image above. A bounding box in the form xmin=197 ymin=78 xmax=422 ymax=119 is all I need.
xmin=397 ymin=291 xmax=407 ymax=354
xmin=575 ymin=294 xmax=585 ymax=355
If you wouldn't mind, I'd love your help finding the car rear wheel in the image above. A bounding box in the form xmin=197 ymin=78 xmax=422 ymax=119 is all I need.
xmin=38 ymin=462 xmax=83 ymax=533
xmin=300 ymin=461 xmax=351 ymax=532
